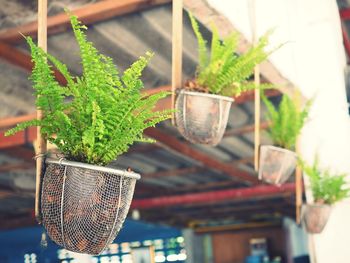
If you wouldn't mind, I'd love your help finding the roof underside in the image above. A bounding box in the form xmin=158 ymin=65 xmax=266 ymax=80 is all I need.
xmin=0 ymin=0 xmax=296 ymax=230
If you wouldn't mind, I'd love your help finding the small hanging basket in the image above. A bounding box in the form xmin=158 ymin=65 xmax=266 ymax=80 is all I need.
xmin=301 ymin=204 xmax=332 ymax=234
xmin=258 ymin=145 xmax=297 ymax=185
xmin=175 ymin=90 xmax=233 ymax=145
xmin=41 ymin=158 xmax=140 ymax=255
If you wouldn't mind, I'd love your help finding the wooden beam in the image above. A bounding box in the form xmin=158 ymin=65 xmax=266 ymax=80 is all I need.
xmin=144 ymin=128 xmax=260 ymax=185
xmin=0 ymin=126 xmax=36 ymax=149
xmin=224 ymin=121 xmax=270 ymax=137
xmin=0 ymin=113 xmax=36 ymax=130
xmin=194 ymin=221 xmax=281 ymax=233
xmin=0 ymin=190 xmax=17 ymax=199
xmin=183 ymin=202 xmax=291 ymax=216
xmin=144 ymin=166 xmax=199 ymax=178
xmin=0 ymin=41 xmax=67 ymax=85
xmin=131 ymin=182 xmax=296 ymax=209
xmin=234 ymin=88 xmax=280 ymax=104
xmin=127 ymin=144 xmax=160 ymax=154
xmin=0 ymin=0 xmax=171 ymax=44
xmin=143 ymin=156 xmax=252 ymax=179
xmin=1 ymin=146 xmax=35 ymax=161
xmin=0 ymin=214 xmax=36 ymax=230
xmin=172 ymin=180 xmax=242 ymax=193
xmin=181 ymin=192 xmax=294 ymax=212
xmin=171 ymin=0 xmax=183 ymax=122
xmin=0 ymin=162 xmax=33 ymax=173
xmin=0 ymin=39 xmax=279 ymax=112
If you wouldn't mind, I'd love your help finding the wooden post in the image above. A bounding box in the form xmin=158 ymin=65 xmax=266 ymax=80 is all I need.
xmin=295 ymin=134 xmax=302 ymax=224
xmin=294 ymin=91 xmax=302 ymax=224
xmin=35 ymin=0 xmax=48 ymax=223
xmin=295 ymin=163 xmax=302 ymax=224
xmin=248 ymin=0 xmax=261 ymax=171
xmin=171 ymin=0 xmax=183 ymax=124
xmin=254 ymin=64 xmax=260 ymax=171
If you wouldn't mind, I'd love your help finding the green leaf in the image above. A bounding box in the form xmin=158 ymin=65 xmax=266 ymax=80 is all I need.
xmin=6 ymin=14 xmax=170 ymax=165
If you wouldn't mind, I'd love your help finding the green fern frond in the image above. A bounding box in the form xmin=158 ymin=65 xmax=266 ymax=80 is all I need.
xmin=5 ymin=119 xmax=41 ymax=136
xmin=188 ymin=12 xmax=208 ymax=71
xmin=188 ymin=11 xmax=273 ymax=96
xmin=299 ymin=157 xmax=350 ymax=204
xmin=262 ymin=92 xmax=311 ymax=150
xmin=5 ymin=14 xmax=170 ymax=165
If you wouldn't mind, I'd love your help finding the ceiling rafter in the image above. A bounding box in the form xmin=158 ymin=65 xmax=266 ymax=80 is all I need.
xmin=131 ymin=182 xmax=296 ymax=209
xmin=144 ymin=128 xmax=260 ymax=185
xmin=143 ymin=156 xmax=253 ymax=179
xmin=0 ymin=41 xmax=67 ymax=85
xmin=0 ymin=0 xmax=171 ymax=44
xmin=0 ymin=162 xmax=33 ymax=173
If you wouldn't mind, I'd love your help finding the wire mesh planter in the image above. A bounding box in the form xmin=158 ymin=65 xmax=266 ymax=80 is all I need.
xmin=175 ymin=90 xmax=233 ymax=145
xmin=302 ymin=204 xmax=332 ymax=234
xmin=41 ymin=158 xmax=140 ymax=255
xmin=258 ymin=145 xmax=297 ymax=185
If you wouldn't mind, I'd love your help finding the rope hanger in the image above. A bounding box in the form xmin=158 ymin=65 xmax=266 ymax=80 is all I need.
xmin=171 ymin=0 xmax=183 ymax=125
xmin=247 ymin=0 xmax=261 ymax=172
xmin=35 ymin=0 xmax=48 ymax=223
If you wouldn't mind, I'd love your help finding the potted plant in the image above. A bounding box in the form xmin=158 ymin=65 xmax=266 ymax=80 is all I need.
xmin=6 ymin=15 xmax=170 ymax=255
xmin=258 ymin=93 xmax=311 ymax=185
xmin=300 ymin=158 xmax=349 ymax=234
xmin=175 ymin=12 xmax=273 ymax=145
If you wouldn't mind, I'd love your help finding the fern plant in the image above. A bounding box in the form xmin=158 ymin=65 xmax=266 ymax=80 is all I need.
xmin=262 ymin=93 xmax=311 ymax=150
xmin=6 ymin=15 xmax=171 ymax=166
xmin=187 ymin=12 xmax=273 ymax=97
xmin=300 ymin=158 xmax=350 ymax=205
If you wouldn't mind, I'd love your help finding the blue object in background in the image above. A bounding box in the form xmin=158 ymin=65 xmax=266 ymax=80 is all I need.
xmin=0 ymin=219 xmax=182 ymax=263
xmin=245 ymin=255 xmax=262 ymax=263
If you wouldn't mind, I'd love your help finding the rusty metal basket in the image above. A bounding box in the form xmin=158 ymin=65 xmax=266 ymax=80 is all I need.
xmin=40 ymin=158 xmax=140 ymax=255
xmin=175 ymin=90 xmax=233 ymax=146
xmin=258 ymin=145 xmax=297 ymax=185
xmin=302 ymin=204 xmax=332 ymax=234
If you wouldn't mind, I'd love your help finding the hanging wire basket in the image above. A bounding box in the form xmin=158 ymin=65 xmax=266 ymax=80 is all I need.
xmin=258 ymin=145 xmax=297 ymax=185
xmin=41 ymin=158 xmax=140 ymax=255
xmin=175 ymin=90 xmax=233 ymax=145
xmin=301 ymin=204 xmax=332 ymax=234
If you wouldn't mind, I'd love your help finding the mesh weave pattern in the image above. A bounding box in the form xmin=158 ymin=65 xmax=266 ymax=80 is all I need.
xmin=175 ymin=90 xmax=233 ymax=146
xmin=41 ymin=162 xmax=137 ymax=255
xmin=302 ymin=204 xmax=332 ymax=234
xmin=258 ymin=145 xmax=296 ymax=185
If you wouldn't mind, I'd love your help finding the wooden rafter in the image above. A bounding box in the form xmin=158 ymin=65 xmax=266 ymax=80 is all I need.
xmin=0 ymin=163 xmax=33 ymax=173
xmin=144 ymin=166 xmax=199 ymax=178
xmin=0 ymin=0 xmax=171 ymax=44
xmin=0 ymin=126 xmax=36 ymax=149
xmin=0 ymin=39 xmax=280 ymax=103
xmin=224 ymin=121 xmax=270 ymax=137
xmin=0 ymin=41 xmax=67 ymax=85
xmin=194 ymin=221 xmax=281 ymax=233
xmin=131 ymin=182 xmax=296 ymax=209
xmin=0 ymin=214 xmax=36 ymax=230
xmin=169 ymin=180 xmax=244 ymax=194
xmin=144 ymin=128 xmax=260 ymax=185
xmin=2 ymin=146 xmax=35 ymax=161
xmin=143 ymin=156 xmax=252 ymax=179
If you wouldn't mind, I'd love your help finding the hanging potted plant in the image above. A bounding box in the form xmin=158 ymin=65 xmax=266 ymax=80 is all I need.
xmin=259 ymin=93 xmax=311 ymax=185
xmin=6 ymin=15 xmax=170 ymax=255
xmin=299 ymin=158 xmax=349 ymax=234
xmin=175 ymin=12 xmax=273 ymax=145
